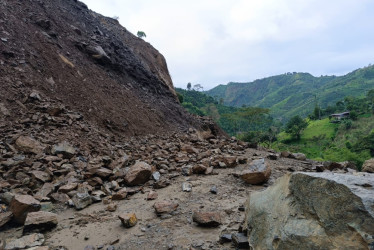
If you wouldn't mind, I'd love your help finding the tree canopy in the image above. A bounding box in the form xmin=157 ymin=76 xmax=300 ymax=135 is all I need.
xmin=285 ymin=115 xmax=308 ymax=140
xmin=137 ymin=31 xmax=146 ymax=38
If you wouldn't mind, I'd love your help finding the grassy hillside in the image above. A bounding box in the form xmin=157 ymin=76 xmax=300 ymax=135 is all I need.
xmin=206 ymin=65 xmax=374 ymax=121
xmin=273 ymin=116 xmax=373 ymax=168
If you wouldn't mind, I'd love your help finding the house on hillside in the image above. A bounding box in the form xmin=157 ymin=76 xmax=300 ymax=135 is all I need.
xmin=329 ymin=111 xmax=350 ymax=123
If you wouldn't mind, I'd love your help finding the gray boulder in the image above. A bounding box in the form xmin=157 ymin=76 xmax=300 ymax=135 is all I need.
xmin=244 ymin=172 xmax=374 ymax=250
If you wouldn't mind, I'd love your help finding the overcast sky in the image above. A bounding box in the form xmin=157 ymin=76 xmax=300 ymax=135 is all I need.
xmin=81 ymin=0 xmax=374 ymax=90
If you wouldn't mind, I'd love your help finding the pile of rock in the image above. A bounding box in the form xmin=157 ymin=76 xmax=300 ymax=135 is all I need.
xmin=1 ymin=97 xmax=253 ymax=230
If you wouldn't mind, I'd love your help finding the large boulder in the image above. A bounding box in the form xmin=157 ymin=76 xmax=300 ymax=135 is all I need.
xmin=124 ymin=161 xmax=152 ymax=186
xmin=23 ymin=211 xmax=58 ymax=233
xmin=240 ymin=158 xmax=271 ymax=185
xmin=244 ymin=172 xmax=374 ymax=250
xmin=10 ymin=195 xmax=41 ymax=224
xmin=15 ymin=136 xmax=44 ymax=155
xmin=362 ymin=158 xmax=374 ymax=173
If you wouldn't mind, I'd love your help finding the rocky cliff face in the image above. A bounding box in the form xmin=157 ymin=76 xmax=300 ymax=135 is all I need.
xmin=0 ymin=0 xmax=200 ymax=138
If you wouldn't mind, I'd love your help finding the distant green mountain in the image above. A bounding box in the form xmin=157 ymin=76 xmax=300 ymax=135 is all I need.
xmin=175 ymin=88 xmax=277 ymax=136
xmin=206 ymin=65 xmax=374 ymax=121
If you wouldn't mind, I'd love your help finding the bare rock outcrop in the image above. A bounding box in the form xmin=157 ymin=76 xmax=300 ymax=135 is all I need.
xmin=244 ymin=172 xmax=374 ymax=249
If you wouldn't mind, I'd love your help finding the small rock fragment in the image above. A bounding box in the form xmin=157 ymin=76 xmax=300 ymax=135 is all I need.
xmin=118 ymin=213 xmax=137 ymax=228
xmin=181 ymin=165 xmax=192 ymax=176
xmin=35 ymin=183 xmax=55 ymax=200
xmin=147 ymin=190 xmax=158 ymax=200
xmin=31 ymin=171 xmax=51 ymax=183
xmin=58 ymin=183 xmax=78 ymax=193
xmin=0 ymin=211 xmax=13 ymax=228
xmin=107 ymin=204 xmax=117 ymax=212
xmin=289 ymin=152 xmax=306 ymax=160
xmin=192 ymin=164 xmax=207 ymax=174
xmin=182 ymin=182 xmax=192 ymax=192
xmin=51 ymin=142 xmax=77 ymax=159
xmin=152 ymin=171 xmax=161 ymax=182
xmin=220 ymin=233 xmax=232 ymax=243
xmin=192 ymin=211 xmax=222 ymax=227
xmin=112 ymin=188 xmax=127 ymax=200
xmin=154 ymin=201 xmax=179 ymax=215
xmin=231 ymin=233 xmax=250 ymax=249
xmin=210 ymin=186 xmax=217 ymax=194
xmin=71 ymin=193 xmax=92 ymax=210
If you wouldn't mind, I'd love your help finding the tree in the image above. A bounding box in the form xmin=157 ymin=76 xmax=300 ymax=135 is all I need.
xmin=177 ymin=92 xmax=184 ymax=103
xmin=367 ymin=89 xmax=374 ymax=113
xmin=349 ymin=111 xmax=358 ymax=121
xmin=352 ymin=132 xmax=374 ymax=156
xmin=285 ymin=115 xmax=308 ymax=140
xmin=193 ymin=84 xmax=203 ymax=91
xmin=187 ymin=82 xmax=192 ymax=90
xmin=137 ymin=31 xmax=146 ymax=38
xmin=336 ymin=101 xmax=345 ymax=112
xmin=313 ymin=105 xmax=322 ymax=120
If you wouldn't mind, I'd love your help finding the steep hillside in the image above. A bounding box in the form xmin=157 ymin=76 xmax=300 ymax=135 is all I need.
xmin=176 ymin=88 xmax=277 ymax=136
xmin=206 ymin=65 xmax=374 ymax=121
xmin=0 ymin=0 xmax=204 ymax=140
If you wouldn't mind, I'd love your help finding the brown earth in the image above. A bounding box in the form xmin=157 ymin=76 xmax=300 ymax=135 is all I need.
xmin=0 ymin=0 xmax=213 ymax=140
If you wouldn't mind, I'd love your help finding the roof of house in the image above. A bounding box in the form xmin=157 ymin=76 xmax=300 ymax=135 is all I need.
xmin=330 ymin=111 xmax=350 ymax=117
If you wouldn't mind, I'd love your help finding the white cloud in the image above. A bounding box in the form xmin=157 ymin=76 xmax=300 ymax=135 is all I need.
xmin=82 ymin=0 xmax=374 ymax=89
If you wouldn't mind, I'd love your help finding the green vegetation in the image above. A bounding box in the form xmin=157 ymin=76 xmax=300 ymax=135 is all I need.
xmin=285 ymin=115 xmax=308 ymax=140
xmin=273 ymin=92 xmax=374 ymax=169
xmin=175 ymin=88 xmax=279 ymax=136
xmin=178 ymin=72 xmax=374 ymax=170
xmin=205 ymin=65 xmax=374 ymax=121
xmin=137 ymin=31 xmax=146 ymax=38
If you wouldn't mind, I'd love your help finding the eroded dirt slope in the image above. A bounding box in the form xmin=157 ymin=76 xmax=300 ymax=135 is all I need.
xmin=0 ymin=0 xmax=200 ymax=138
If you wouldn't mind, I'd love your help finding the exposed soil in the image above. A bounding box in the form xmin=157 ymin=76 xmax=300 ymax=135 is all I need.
xmin=0 ymin=0 xmax=208 ymax=139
